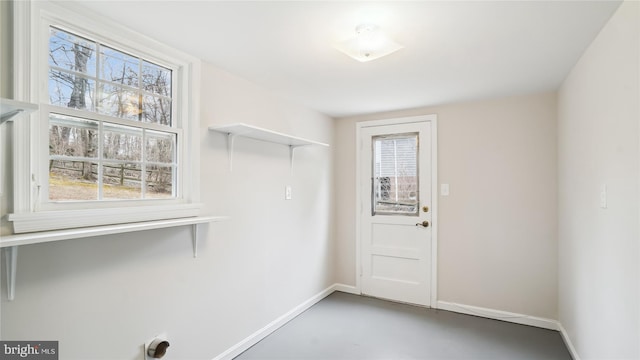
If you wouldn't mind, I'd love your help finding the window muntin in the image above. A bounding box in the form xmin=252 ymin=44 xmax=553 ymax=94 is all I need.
xmin=46 ymin=26 xmax=177 ymax=203
xmin=372 ymin=133 xmax=419 ymax=216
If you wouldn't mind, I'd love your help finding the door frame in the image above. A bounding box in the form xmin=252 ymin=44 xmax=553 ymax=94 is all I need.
xmin=355 ymin=114 xmax=438 ymax=306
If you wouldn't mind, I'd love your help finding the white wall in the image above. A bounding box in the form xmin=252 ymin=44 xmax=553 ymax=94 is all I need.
xmin=335 ymin=92 xmax=558 ymax=319
xmin=0 ymin=59 xmax=335 ymax=359
xmin=557 ymin=1 xmax=639 ymax=358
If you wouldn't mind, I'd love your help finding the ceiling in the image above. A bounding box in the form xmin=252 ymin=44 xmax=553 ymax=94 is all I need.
xmin=67 ymin=1 xmax=621 ymax=118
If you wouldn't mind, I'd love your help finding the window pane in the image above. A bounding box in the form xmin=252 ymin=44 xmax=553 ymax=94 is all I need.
xmin=98 ymin=84 xmax=140 ymax=121
xmin=142 ymin=61 xmax=171 ymax=96
xmin=103 ymin=123 xmax=142 ymax=161
xmin=102 ymin=163 xmax=142 ymax=200
xmin=49 ymin=70 xmax=95 ymax=110
xmin=100 ymin=46 xmax=139 ymax=87
xmin=49 ymin=27 xmax=96 ymax=75
xmin=49 ymin=161 xmax=98 ymax=201
xmin=49 ymin=115 xmax=98 ymax=158
xmin=372 ymin=133 xmax=419 ymax=215
xmin=49 ymin=114 xmax=99 ymax=201
xmin=145 ymin=131 xmax=175 ymax=163
xmin=142 ymin=95 xmax=171 ymax=125
xmin=145 ymin=164 xmax=174 ymax=199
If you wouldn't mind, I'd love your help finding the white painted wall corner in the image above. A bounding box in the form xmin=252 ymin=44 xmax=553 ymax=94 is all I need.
xmin=437 ymin=301 xmax=580 ymax=359
xmin=212 ymin=284 xmax=337 ymax=360
xmin=213 ymin=283 xmax=359 ymax=360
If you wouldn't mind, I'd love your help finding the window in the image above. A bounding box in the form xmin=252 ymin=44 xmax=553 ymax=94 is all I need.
xmin=10 ymin=1 xmax=201 ymax=233
xmin=47 ymin=27 xmax=177 ymax=202
xmin=372 ymin=133 xmax=419 ymax=216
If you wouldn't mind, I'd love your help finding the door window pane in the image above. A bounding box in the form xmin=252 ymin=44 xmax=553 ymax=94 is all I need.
xmin=372 ymin=133 xmax=419 ymax=215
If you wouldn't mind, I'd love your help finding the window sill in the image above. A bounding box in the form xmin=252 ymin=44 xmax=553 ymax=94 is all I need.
xmin=8 ymin=203 xmax=204 ymax=233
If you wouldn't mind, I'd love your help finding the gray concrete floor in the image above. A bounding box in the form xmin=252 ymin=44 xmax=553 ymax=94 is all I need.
xmin=235 ymin=292 xmax=571 ymax=359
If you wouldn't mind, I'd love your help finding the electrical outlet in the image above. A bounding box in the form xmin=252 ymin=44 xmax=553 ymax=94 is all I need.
xmin=285 ymin=185 xmax=292 ymax=200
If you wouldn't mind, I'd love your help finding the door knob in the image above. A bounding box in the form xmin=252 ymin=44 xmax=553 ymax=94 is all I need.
xmin=415 ymin=221 xmax=429 ymax=227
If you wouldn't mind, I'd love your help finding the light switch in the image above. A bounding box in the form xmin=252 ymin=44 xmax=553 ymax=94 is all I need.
xmin=600 ymin=184 xmax=607 ymax=209
xmin=285 ymin=185 xmax=292 ymax=200
xmin=441 ymin=184 xmax=450 ymax=196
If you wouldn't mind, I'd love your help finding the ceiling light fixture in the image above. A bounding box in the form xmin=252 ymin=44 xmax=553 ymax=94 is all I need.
xmin=335 ymin=24 xmax=403 ymax=62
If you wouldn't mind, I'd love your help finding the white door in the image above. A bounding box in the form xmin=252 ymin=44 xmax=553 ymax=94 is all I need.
xmin=358 ymin=117 xmax=435 ymax=306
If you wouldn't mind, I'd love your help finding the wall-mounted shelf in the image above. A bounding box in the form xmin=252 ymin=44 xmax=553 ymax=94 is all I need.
xmin=0 ymin=99 xmax=38 ymax=196
xmin=0 ymin=98 xmax=38 ymax=125
xmin=209 ymin=123 xmax=329 ymax=171
xmin=1 ymin=215 xmax=228 ymax=301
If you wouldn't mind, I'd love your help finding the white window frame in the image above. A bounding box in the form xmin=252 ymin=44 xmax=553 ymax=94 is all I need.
xmin=10 ymin=1 xmax=201 ymax=233
xmin=0 ymin=124 xmax=4 ymax=196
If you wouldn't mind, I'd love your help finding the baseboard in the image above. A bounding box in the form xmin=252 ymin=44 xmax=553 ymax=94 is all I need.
xmin=436 ymin=300 xmax=559 ymax=331
xmin=557 ymin=322 xmax=580 ymax=360
xmin=212 ymin=284 xmax=338 ymax=360
xmin=333 ymin=283 xmax=360 ymax=295
xmin=213 ymin=288 xmax=574 ymax=360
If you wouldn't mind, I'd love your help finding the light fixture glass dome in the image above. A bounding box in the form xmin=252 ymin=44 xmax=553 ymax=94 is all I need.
xmin=335 ymin=24 xmax=403 ymax=62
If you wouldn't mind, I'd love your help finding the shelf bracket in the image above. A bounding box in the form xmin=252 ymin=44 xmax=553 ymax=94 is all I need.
xmin=289 ymin=145 xmax=304 ymax=173
xmin=289 ymin=146 xmax=295 ymax=172
xmin=227 ymin=133 xmax=237 ymax=172
xmin=192 ymin=224 xmax=199 ymax=258
xmin=0 ymin=109 xmax=24 ymax=125
xmin=4 ymin=246 xmax=17 ymax=301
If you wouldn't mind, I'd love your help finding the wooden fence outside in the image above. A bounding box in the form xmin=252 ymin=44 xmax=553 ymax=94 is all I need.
xmin=49 ymin=160 xmax=172 ymax=192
